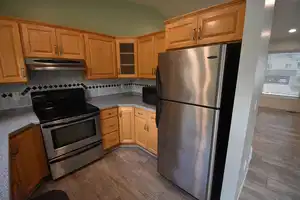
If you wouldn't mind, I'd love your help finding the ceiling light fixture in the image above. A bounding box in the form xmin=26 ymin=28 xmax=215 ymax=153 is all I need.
xmin=289 ymin=29 xmax=297 ymax=33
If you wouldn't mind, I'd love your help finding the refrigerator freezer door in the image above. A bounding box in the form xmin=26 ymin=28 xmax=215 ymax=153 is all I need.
xmin=158 ymin=45 xmax=225 ymax=108
xmin=157 ymin=100 xmax=219 ymax=200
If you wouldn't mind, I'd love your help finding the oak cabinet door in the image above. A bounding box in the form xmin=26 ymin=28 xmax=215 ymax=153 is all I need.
xmin=20 ymin=23 xmax=57 ymax=58
xmin=85 ymin=34 xmax=116 ymax=79
xmin=165 ymin=16 xmax=198 ymax=50
xmin=103 ymin=131 xmax=120 ymax=150
xmin=138 ymin=36 xmax=154 ymax=78
xmin=116 ymin=38 xmax=138 ymax=78
xmin=10 ymin=126 xmax=49 ymax=200
xmin=119 ymin=107 xmax=135 ymax=143
xmin=197 ymin=1 xmax=245 ymax=45
xmin=0 ymin=20 xmax=27 ymax=83
xmin=56 ymin=29 xmax=85 ymax=59
xmin=147 ymin=113 xmax=158 ymax=155
xmin=135 ymin=116 xmax=148 ymax=148
xmin=154 ymin=32 xmax=165 ymax=75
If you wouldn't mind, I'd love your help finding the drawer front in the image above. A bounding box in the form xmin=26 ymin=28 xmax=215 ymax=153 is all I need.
xmin=135 ymin=108 xmax=148 ymax=119
xmin=149 ymin=112 xmax=156 ymax=124
xmin=103 ymin=131 xmax=119 ymax=150
xmin=100 ymin=108 xmax=118 ymax=119
xmin=101 ymin=116 xmax=119 ymax=135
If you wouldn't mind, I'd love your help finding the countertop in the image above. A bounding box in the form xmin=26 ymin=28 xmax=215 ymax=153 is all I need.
xmin=0 ymin=93 xmax=155 ymax=200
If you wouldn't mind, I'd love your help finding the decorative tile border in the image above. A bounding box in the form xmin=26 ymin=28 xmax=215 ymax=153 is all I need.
xmin=0 ymin=82 xmax=155 ymax=99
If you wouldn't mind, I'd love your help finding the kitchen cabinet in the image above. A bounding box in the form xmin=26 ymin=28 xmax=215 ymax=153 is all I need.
xmin=100 ymin=108 xmax=120 ymax=150
xmin=0 ymin=20 xmax=27 ymax=83
xmin=20 ymin=23 xmax=85 ymax=59
xmin=138 ymin=31 xmax=165 ymax=79
xmin=103 ymin=131 xmax=119 ymax=150
xmin=116 ymin=38 xmax=137 ymax=78
xmin=147 ymin=112 xmax=158 ymax=155
xmin=10 ymin=126 xmax=49 ymax=200
xmin=165 ymin=16 xmax=198 ymax=49
xmin=165 ymin=0 xmax=245 ymax=49
xmin=56 ymin=29 xmax=85 ymax=59
xmin=20 ymin=23 xmax=57 ymax=58
xmin=135 ymin=116 xmax=148 ymax=148
xmin=134 ymin=108 xmax=158 ymax=155
xmin=119 ymin=107 xmax=135 ymax=143
xmin=138 ymin=36 xmax=154 ymax=78
xmin=85 ymin=33 xmax=116 ymax=79
xmin=197 ymin=1 xmax=245 ymax=45
xmin=154 ymin=32 xmax=166 ymax=70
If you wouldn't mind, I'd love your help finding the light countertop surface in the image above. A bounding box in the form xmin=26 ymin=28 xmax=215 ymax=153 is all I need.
xmin=0 ymin=93 xmax=155 ymax=200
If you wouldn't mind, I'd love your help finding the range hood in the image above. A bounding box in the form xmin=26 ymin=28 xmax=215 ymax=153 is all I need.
xmin=25 ymin=58 xmax=86 ymax=71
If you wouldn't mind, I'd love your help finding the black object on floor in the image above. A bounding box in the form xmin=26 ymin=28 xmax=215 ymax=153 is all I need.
xmin=30 ymin=190 xmax=69 ymax=200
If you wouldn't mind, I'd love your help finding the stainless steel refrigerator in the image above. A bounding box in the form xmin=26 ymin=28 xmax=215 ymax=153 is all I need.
xmin=156 ymin=43 xmax=241 ymax=200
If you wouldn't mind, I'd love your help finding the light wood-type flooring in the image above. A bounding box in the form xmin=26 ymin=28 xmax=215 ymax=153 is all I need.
xmin=239 ymin=108 xmax=300 ymax=200
xmin=33 ymin=148 xmax=196 ymax=200
xmin=33 ymin=107 xmax=300 ymax=200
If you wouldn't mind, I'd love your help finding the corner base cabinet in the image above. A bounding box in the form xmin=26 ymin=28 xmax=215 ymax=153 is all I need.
xmin=119 ymin=107 xmax=135 ymax=143
xmin=10 ymin=126 xmax=49 ymax=200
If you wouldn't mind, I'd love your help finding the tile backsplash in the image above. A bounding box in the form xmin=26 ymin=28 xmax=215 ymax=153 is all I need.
xmin=0 ymin=71 xmax=156 ymax=110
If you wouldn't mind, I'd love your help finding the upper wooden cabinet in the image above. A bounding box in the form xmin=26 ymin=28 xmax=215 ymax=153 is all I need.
xmin=197 ymin=1 xmax=245 ymax=45
xmin=20 ymin=23 xmax=57 ymax=58
xmin=165 ymin=1 xmax=245 ymax=49
xmin=85 ymin=33 xmax=116 ymax=79
xmin=0 ymin=20 xmax=27 ymax=83
xmin=56 ymin=29 xmax=85 ymax=59
xmin=138 ymin=31 xmax=165 ymax=79
xmin=154 ymin=32 xmax=166 ymax=69
xmin=10 ymin=126 xmax=49 ymax=200
xmin=165 ymin=16 xmax=198 ymax=49
xmin=119 ymin=107 xmax=135 ymax=143
xmin=138 ymin=36 xmax=154 ymax=78
xmin=116 ymin=38 xmax=137 ymax=78
xmin=20 ymin=23 xmax=85 ymax=59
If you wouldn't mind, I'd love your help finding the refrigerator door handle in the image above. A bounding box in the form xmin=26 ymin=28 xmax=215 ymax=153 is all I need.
xmin=156 ymin=66 xmax=161 ymax=128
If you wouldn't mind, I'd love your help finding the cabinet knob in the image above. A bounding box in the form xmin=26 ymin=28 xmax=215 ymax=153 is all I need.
xmin=144 ymin=124 xmax=147 ymax=130
xmin=119 ymin=112 xmax=122 ymax=118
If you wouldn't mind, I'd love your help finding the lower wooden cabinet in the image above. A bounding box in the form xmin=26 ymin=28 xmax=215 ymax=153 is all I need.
xmin=119 ymin=107 xmax=135 ymax=144
xmin=147 ymin=113 xmax=158 ymax=155
xmin=135 ymin=116 xmax=148 ymax=148
xmin=134 ymin=109 xmax=158 ymax=155
xmin=103 ymin=131 xmax=120 ymax=150
xmin=10 ymin=126 xmax=49 ymax=200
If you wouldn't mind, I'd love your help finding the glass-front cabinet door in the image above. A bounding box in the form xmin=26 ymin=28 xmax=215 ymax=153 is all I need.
xmin=116 ymin=38 xmax=137 ymax=78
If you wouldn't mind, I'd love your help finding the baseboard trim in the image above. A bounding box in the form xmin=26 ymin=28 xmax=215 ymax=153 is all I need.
xmin=237 ymin=147 xmax=252 ymax=199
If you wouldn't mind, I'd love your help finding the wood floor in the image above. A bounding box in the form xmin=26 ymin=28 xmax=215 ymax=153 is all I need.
xmin=33 ymin=148 xmax=196 ymax=200
xmin=239 ymin=108 xmax=300 ymax=200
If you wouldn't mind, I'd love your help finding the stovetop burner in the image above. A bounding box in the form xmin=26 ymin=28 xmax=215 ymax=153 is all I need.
xmin=31 ymin=88 xmax=99 ymax=124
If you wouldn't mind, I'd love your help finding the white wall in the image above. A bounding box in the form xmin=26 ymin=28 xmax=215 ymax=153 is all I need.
xmin=221 ymin=1 xmax=275 ymax=199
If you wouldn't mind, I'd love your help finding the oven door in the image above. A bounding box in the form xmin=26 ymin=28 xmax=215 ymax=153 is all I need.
xmin=41 ymin=112 xmax=101 ymax=160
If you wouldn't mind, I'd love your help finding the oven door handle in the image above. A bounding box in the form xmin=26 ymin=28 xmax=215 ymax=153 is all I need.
xmin=42 ymin=113 xmax=98 ymax=129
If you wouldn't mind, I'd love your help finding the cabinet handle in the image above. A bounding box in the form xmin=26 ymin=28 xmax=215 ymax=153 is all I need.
xmin=60 ymin=46 xmax=64 ymax=55
xmin=21 ymin=68 xmax=25 ymax=78
xmin=54 ymin=45 xmax=59 ymax=55
xmin=192 ymin=28 xmax=197 ymax=40
xmin=198 ymin=28 xmax=201 ymax=40
xmin=119 ymin=112 xmax=122 ymax=118
xmin=144 ymin=124 xmax=147 ymax=131
xmin=11 ymin=147 xmax=19 ymax=156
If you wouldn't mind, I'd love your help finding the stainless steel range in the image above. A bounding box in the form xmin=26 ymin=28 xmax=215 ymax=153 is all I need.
xmin=31 ymin=88 xmax=104 ymax=180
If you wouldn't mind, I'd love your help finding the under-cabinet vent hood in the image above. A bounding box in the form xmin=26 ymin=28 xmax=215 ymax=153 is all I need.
xmin=25 ymin=58 xmax=86 ymax=71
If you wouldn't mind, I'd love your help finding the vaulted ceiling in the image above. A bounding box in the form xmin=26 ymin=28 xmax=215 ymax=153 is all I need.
xmin=126 ymin=0 xmax=229 ymax=18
